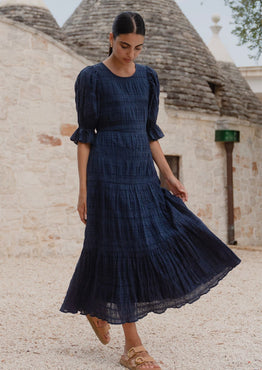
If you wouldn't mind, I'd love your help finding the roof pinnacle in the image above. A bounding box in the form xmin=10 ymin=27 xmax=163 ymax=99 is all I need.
xmin=208 ymin=14 xmax=234 ymax=63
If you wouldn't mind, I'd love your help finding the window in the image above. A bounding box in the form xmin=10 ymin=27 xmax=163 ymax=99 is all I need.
xmin=160 ymin=155 xmax=180 ymax=189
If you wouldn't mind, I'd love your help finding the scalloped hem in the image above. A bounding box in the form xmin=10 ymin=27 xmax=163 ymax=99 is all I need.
xmin=60 ymin=262 xmax=240 ymax=325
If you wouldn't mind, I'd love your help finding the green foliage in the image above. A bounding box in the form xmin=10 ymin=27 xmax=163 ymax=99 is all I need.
xmin=224 ymin=0 xmax=262 ymax=60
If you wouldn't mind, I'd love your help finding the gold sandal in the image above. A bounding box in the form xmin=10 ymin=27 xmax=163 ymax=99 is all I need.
xmin=120 ymin=345 xmax=161 ymax=369
xmin=86 ymin=314 xmax=111 ymax=345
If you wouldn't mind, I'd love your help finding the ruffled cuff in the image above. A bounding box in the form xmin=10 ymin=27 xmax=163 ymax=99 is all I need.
xmin=70 ymin=128 xmax=96 ymax=145
xmin=147 ymin=124 xmax=165 ymax=141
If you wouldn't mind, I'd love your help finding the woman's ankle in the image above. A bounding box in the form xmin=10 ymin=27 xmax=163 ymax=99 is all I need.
xmin=124 ymin=338 xmax=143 ymax=353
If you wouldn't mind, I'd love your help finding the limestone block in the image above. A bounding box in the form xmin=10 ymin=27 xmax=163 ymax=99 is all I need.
xmin=59 ymin=223 xmax=85 ymax=241
xmin=31 ymin=35 xmax=48 ymax=51
xmin=53 ymin=53 xmax=78 ymax=70
xmin=10 ymin=126 xmax=34 ymax=153
xmin=46 ymin=204 xmax=68 ymax=224
xmin=0 ymin=165 xmax=16 ymax=194
xmin=27 ymin=146 xmax=63 ymax=162
xmin=0 ymin=104 xmax=7 ymax=120
xmin=38 ymin=226 xmax=61 ymax=243
xmin=67 ymin=213 xmax=81 ymax=226
xmin=2 ymin=87 xmax=19 ymax=107
xmin=250 ymin=197 xmax=257 ymax=207
xmin=18 ymin=229 xmax=40 ymax=249
xmin=24 ymin=48 xmax=54 ymax=65
xmin=19 ymin=185 xmax=47 ymax=209
xmin=59 ymin=108 xmax=76 ymax=126
xmin=195 ymin=144 xmax=213 ymax=161
xmin=234 ymin=207 xmax=241 ymax=221
xmin=7 ymin=27 xmax=30 ymax=49
xmin=197 ymin=204 xmax=213 ymax=219
xmin=37 ymin=134 xmax=62 ymax=146
xmin=30 ymin=67 xmax=54 ymax=85
xmin=64 ymin=142 xmax=78 ymax=160
xmin=20 ymin=84 xmax=42 ymax=101
xmin=0 ymin=208 xmax=22 ymax=226
xmin=11 ymin=66 xmax=31 ymax=81
xmin=22 ymin=214 xmax=40 ymax=230
xmin=60 ymin=124 xmax=77 ymax=137
xmin=23 ymin=160 xmax=47 ymax=173
xmin=65 ymin=177 xmax=76 ymax=193
xmin=25 ymin=209 xmax=47 ymax=226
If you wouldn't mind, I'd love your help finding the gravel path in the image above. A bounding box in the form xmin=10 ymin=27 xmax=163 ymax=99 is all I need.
xmin=0 ymin=248 xmax=261 ymax=370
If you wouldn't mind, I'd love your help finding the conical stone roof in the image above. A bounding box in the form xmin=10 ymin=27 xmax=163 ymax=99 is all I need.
xmin=0 ymin=0 xmax=64 ymax=41
xmin=207 ymin=15 xmax=262 ymax=123
xmin=217 ymin=61 xmax=262 ymax=122
xmin=62 ymin=0 xmax=262 ymax=123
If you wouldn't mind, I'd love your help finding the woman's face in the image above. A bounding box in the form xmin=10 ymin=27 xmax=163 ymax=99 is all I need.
xmin=109 ymin=32 xmax=144 ymax=64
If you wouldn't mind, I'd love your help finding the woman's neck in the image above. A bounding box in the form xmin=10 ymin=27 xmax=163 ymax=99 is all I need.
xmin=102 ymin=56 xmax=136 ymax=77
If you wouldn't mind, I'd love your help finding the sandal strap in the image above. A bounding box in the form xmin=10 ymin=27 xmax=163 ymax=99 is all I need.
xmin=122 ymin=346 xmax=161 ymax=369
xmin=127 ymin=345 xmax=147 ymax=359
xmin=135 ymin=355 xmax=155 ymax=365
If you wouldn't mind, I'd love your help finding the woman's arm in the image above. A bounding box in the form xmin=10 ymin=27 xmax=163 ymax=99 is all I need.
xmin=149 ymin=140 xmax=188 ymax=202
xmin=77 ymin=142 xmax=91 ymax=224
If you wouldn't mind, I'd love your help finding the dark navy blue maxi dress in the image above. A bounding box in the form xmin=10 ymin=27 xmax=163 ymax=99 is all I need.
xmin=60 ymin=62 xmax=241 ymax=324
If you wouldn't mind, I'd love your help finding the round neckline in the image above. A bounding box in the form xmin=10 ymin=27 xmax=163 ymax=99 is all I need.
xmin=100 ymin=62 xmax=137 ymax=78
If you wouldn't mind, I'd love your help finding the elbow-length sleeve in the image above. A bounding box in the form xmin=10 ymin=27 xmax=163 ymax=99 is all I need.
xmin=70 ymin=66 xmax=98 ymax=145
xmin=146 ymin=66 xmax=165 ymax=142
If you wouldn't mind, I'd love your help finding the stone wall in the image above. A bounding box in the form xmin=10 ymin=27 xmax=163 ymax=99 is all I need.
xmin=0 ymin=18 xmax=88 ymax=256
xmin=159 ymin=103 xmax=262 ymax=246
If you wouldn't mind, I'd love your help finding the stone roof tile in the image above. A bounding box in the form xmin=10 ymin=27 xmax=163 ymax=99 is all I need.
xmin=0 ymin=4 xmax=64 ymax=41
xmin=62 ymin=0 xmax=225 ymax=115
xmin=218 ymin=62 xmax=262 ymax=124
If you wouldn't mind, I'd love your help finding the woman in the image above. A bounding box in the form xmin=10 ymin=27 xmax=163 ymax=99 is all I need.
xmin=60 ymin=12 xmax=241 ymax=369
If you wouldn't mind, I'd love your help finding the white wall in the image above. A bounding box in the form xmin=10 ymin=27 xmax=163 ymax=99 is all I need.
xmin=239 ymin=66 xmax=262 ymax=102
xmin=158 ymin=103 xmax=262 ymax=247
xmin=0 ymin=17 xmax=88 ymax=256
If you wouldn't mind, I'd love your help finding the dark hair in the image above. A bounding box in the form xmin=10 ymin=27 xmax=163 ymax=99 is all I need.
xmin=108 ymin=12 xmax=146 ymax=56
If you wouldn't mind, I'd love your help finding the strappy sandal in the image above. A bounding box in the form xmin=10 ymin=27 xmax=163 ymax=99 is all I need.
xmin=120 ymin=345 xmax=161 ymax=369
xmin=86 ymin=314 xmax=111 ymax=345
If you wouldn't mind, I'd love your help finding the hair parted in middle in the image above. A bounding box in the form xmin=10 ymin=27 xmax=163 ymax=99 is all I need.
xmin=108 ymin=12 xmax=146 ymax=56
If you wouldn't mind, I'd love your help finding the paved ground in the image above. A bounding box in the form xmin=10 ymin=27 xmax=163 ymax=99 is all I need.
xmin=0 ymin=248 xmax=261 ymax=370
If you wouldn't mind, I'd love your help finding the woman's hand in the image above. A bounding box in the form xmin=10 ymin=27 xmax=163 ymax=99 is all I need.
xmin=77 ymin=192 xmax=87 ymax=224
xmin=165 ymin=175 xmax=188 ymax=202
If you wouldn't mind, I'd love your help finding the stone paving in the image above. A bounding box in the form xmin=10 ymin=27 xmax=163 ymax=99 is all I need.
xmin=0 ymin=248 xmax=261 ymax=370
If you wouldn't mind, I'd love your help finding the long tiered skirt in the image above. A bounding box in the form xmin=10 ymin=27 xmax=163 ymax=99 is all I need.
xmin=60 ymin=130 xmax=241 ymax=324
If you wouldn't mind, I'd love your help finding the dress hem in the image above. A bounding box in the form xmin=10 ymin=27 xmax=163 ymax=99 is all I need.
xmin=59 ymin=261 xmax=240 ymax=325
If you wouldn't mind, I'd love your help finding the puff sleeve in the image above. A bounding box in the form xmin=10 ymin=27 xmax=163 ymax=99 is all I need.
xmin=70 ymin=66 xmax=98 ymax=145
xmin=146 ymin=66 xmax=165 ymax=142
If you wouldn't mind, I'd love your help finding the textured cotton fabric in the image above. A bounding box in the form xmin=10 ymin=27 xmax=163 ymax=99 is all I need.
xmin=60 ymin=62 xmax=241 ymax=324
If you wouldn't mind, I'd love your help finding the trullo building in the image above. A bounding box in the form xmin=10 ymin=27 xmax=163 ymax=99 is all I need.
xmin=0 ymin=0 xmax=261 ymax=256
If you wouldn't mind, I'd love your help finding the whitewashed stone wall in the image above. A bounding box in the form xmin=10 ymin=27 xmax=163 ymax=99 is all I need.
xmin=0 ymin=17 xmax=261 ymax=257
xmin=0 ymin=18 xmax=88 ymax=256
xmin=158 ymin=103 xmax=262 ymax=247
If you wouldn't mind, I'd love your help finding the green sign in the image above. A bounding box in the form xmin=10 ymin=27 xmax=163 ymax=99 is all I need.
xmin=215 ymin=130 xmax=240 ymax=142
